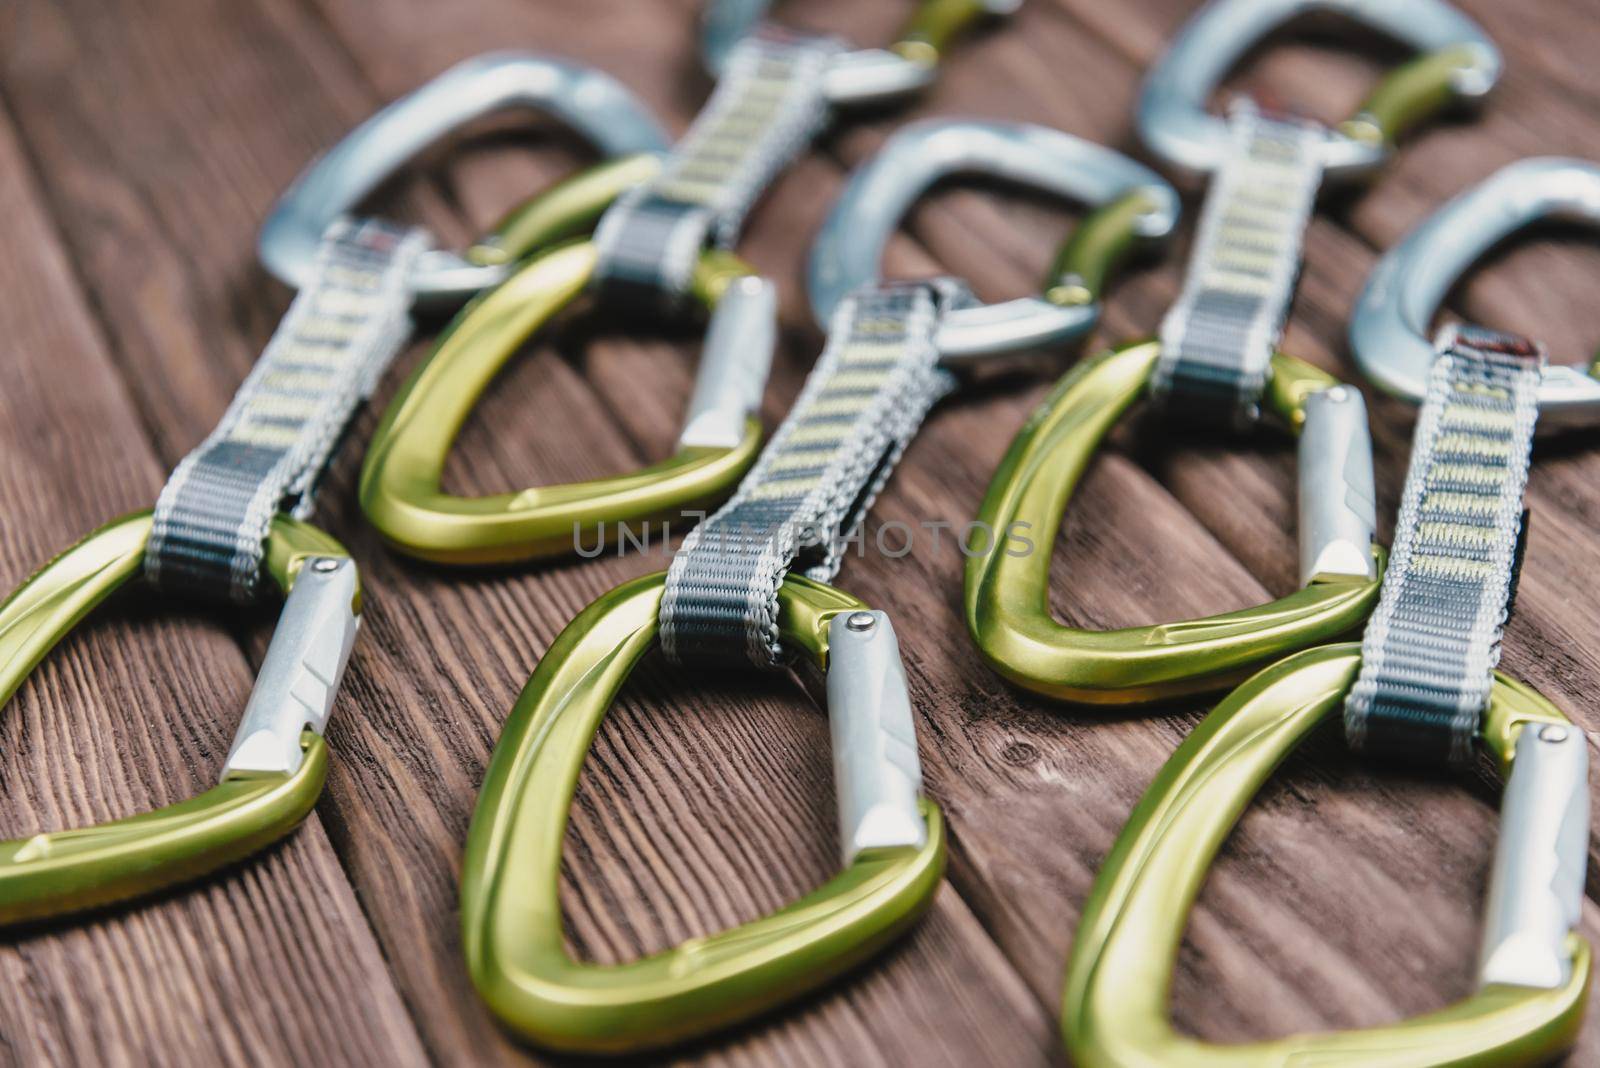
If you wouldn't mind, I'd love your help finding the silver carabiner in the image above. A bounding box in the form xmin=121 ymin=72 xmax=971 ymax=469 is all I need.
xmin=1138 ymin=0 xmax=1500 ymax=180
xmin=807 ymin=119 xmax=1179 ymax=364
xmin=701 ymin=0 xmax=1020 ymax=106
xmin=258 ymin=52 xmax=669 ymax=312
xmin=1350 ymin=157 xmax=1600 ymax=427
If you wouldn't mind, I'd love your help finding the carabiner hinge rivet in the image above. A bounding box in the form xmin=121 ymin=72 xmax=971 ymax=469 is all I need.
xmin=845 ymin=611 xmax=879 ymax=632
xmin=1046 ymin=272 xmax=1094 ymax=309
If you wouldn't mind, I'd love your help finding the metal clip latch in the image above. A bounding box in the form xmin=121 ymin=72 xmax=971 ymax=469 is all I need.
xmin=825 ymin=611 xmax=927 ymax=864
xmin=1480 ymin=722 xmax=1590 ymax=990
xmin=222 ymin=557 xmax=360 ymax=780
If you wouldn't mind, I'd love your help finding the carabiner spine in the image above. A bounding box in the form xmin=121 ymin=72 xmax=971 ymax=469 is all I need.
xmin=0 ymin=512 xmax=150 ymax=710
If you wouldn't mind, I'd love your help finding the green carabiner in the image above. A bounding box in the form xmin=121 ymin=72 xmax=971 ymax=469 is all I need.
xmin=966 ymin=342 xmax=1384 ymax=704
xmin=1062 ymin=643 xmax=1591 ymax=1067
xmin=890 ymin=0 xmax=1020 ymax=70
xmin=0 ymin=511 xmax=359 ymax=924
xmin=461 ymin=571 xmax=944 ymax=1053
xmin=359 ymin=231 xmax=767 ymax=565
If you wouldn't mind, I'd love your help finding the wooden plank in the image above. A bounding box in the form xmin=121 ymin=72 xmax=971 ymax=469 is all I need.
xmin=0 ymin=72 xmax=426 ymax=1068
xmin=1 ymin=0 xmax=1597 ymax=1062
xmin=0 ymin=0 xmax=1060 ymax=1064
xmin=305 ymin=0 xmax=1600 ymax=1059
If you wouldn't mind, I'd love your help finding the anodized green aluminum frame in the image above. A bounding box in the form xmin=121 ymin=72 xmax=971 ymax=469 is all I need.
xmin=359 ymin=238 xmax=763 ymax=565
xmin=892 ymin=0 xmax=1009 ymax=69
xmin=965 ymin=341 xmax=1384 ymax=705
xmin=1342 ymin=45 xmax=1499 ymax=159
xmin=1062 ymin=642 xmax=1591 ymax=1067
xmin=466 ymin=154 xmax=666 ymax=270
xmin=0 ymin=509 xmax=354 ymax=925
xmin=460 ymin=570 xmax=946 ymax=1054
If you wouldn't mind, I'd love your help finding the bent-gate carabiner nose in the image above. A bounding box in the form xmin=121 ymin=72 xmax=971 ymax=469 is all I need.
xmin=0 ymin=512 xmax=360 ymax=924
xmin=1137 ymin=0 xmax=1501 ymax=180
xmin=807 ymin=119 xmax=1180 ymax=364
xmin=258 ymin=52 xmax=670 ymax=312
xmin=1351 ymin=157 xmax=1600 ymax=427
xmin=1062 ymin=643 xmax=1591 ymax=1068
xmin=358 ymin=236 xmax=772 ymax=565
xmin=965 ymin=344 xmax=1383 ymax=704
xmin=702 ymin=0 xmax=1019 ymax=106
xmin=460 ymin=572 xmax=945 ymax=1053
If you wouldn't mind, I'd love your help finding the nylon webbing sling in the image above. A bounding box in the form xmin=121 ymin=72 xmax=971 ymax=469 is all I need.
xmin=147 ymin=218 xmax=428 ymax=602
xmin=1344 ymin=325 xmax=1545 ymax=763
xmin=1154 ymin=100 xmax=1324 ymax=427
xmin=660 ymin=280 xmax=968 ymax=668
xmin=592 ymin=26 xmax=841 ymax=311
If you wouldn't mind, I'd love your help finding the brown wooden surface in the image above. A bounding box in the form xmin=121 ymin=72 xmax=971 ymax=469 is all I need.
xmin=0 ymin=0 xmax=1597 ymax=1064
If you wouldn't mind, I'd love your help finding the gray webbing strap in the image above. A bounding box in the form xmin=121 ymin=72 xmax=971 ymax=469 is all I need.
xmin=660 ymin=280 xmax=968 ymax=668
xmin=1344 ymin=325 xmax=1545 ymax=763
xmin=147 ymin=218 xmax=428 ymax=602
xmin=591 ymin=26 xmax=841 ymax=311
xmin=1153 ymin=99 xmax=1324 ymax=427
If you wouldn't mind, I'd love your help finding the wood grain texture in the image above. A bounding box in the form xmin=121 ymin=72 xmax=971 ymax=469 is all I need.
xmin=0 ymin=0 xmax=1596 ymax=1064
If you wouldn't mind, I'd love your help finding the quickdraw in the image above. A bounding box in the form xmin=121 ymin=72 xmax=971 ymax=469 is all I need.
xmin=0 ymin=216 xmax=431 ymax=923
xmin=459 ymin=119 xmax=1178 ymax=1053
xmin=0 ymin=49 xmax=652 ymax=921
xmin=358 ymin=0 xmax=1015 ymax=565
xmin=1063 ymin=259 xmax=1593 ymax=1062
xmin=965 ymin=0 xmax=1504 ymax=705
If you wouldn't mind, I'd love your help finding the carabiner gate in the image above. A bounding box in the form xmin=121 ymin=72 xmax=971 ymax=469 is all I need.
xmin=1137 ymin=0 xmax=1500 ymax=180
xmin=0 ymin=512 xmax=359 ymax=924
xmin=258 ymin=52 xmax=669 ymax=312
xmin=702 ymin=0 xmax=1020 ymax=106
xmin=1351 ymin=157 xmax=1600 ymax=427
xmin=1062 ymin=643 xmax=1590 ymax=1068
xmin=460 ymin=572 xmax=944 ymax=1054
